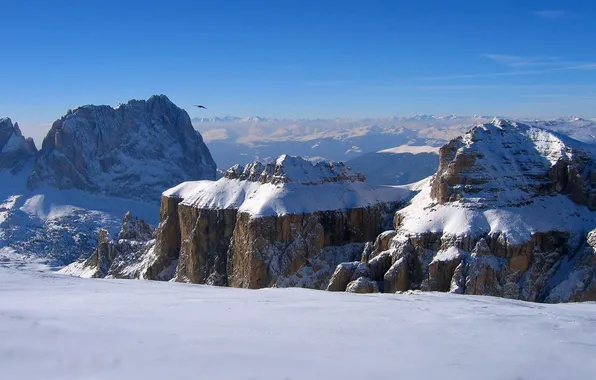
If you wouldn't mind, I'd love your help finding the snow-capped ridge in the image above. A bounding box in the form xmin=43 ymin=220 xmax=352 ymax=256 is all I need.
xmin=330 ymin=119 xmax=596 ymax=302
xmin=224 ymin=154 xmax=365 ymax=185
xmin=164 ymin=155 xmax=409 ymax=217
xmin=431 ymin=119 xmax=596 ymax=208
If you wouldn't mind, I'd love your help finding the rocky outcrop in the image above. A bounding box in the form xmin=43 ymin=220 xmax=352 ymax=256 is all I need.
xmin=64 ymin=155 xmax=409 ymax=289
xmin=0 ymin=117 xmax=37 ymax=172
xmin=28 ymin=95 xmax=216 ymax=201
xmin=329 ymin=119 xmax=596 ymax=303
xmin=227 ymin=206 xmax=395 ymax=289
xmin=59 ymin=212 xmax=157 ymax=279
xmin=430 ymin=119 xmax=596 ymax=209
xmin=346 ymin=277 xmax=379 ymax=293
xmin=166 ymin=155 xmax=407 ymax=289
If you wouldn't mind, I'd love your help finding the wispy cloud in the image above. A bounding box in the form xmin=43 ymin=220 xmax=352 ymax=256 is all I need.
xmin=432 ymin=54 xmax=596 ymax=80
xmin=483 ymin=54 xmax=560 ymax=67
xmin=534 ymin=10 xmax=580 ymax=19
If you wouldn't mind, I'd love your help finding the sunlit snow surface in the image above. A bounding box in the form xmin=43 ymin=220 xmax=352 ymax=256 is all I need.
xmin=1 ymin=267 xmax=595 ymax=380
xmin=0 ymin=167 xmax=159 ymax=267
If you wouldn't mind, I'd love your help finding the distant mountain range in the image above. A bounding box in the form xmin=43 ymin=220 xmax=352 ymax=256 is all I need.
xmin=191 ymin=114 xmax=596 ymax=171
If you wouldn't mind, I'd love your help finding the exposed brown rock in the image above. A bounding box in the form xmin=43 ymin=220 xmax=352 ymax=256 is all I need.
xmin=227 ymin=205 xmax=392 ymax=289
xmin=327 ymin=262 xmax=361 ymax=292
xmin=175 ymin=205 xmax=237 ymax=285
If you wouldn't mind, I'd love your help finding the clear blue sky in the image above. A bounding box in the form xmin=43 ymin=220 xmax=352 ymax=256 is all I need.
xmin=1 ymin=0 xmax=595 ymax=133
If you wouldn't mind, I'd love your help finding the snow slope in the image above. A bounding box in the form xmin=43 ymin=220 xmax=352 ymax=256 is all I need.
xmin=526 ymin=117 xmax=596 ymax=145
xmin=0 ymin=168 xmax=158 ymax=267
xmin=397 ymin=177 xmax=596 ymax=245
xmin=1 ymin=266 xmax=595 ymax=380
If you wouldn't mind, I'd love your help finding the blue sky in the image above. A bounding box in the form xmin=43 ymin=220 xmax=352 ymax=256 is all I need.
xmin=1 ymin=0 xmax=595 ymax=134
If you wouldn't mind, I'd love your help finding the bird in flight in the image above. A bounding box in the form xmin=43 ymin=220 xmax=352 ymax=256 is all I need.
xmin=194 ymin=105 xmax=207 ymax=109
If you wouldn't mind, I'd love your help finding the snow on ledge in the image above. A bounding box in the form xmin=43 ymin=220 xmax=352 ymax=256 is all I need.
xmin=163 ymin=156 xmax=412 ymax=217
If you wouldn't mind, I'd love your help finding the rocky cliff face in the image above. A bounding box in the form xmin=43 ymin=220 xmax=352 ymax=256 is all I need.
xmin=0 ymin=118 xmax=37 ymax=172
xmin=430 ymin=119 xmax=596 ymax=208
xmin=28 ymin=95 xmax=216 ymax=201
xmin=329 ymin=119 xmax=596 ymax=302
xmin=64 ymin=155 xmax=409 ymax=289
xmin=168 ymin=155 xmax=406 ymax=289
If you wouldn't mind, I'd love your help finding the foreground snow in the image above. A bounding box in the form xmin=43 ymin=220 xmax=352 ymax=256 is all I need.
xmin=1 ymin=267 xmax=595 ymax=380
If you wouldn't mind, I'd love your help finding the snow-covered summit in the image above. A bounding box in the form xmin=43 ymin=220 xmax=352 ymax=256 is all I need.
xmin=27 ymin=95 xmax=216 ymax=201
xmin=0 ymin=117 xmax=37 ymax=172
xmin=431 ymin=118 xmax=596 ymax=208
xmin=224 ymin=154 xmax=365 ymax=185
xmin=328 ymin=119 xmax=596 ymax=302
xmin=164 ymin=155 xmax=408 ymax=217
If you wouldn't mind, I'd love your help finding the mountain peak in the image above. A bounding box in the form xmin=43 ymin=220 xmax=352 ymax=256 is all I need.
xmin=0 ymin=117 xmax=37 ymax=172
xmin=431 ymin=120 xmax=596 ymax=208
xmin=28 ymin=95 xmax=217 ymax=201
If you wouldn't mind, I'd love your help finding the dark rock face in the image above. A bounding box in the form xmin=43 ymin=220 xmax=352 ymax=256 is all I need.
xmin=28 ymin=95 xmax=216 ymax=201
xmin=0 ymin=118 xmax=37 ymax=172
xmin=174 ymin=206 xmax=237 ymax=285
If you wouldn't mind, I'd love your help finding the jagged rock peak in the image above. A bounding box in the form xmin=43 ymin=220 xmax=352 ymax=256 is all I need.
xmin=430 ymin=118 xmax=596 ymax=208
xmin=59 ymin=212 xmax=157 ymax=279
xmin=0 ymin=117 xmax=38 ymax=172
xmin=224 ymin=154 xmax=366 ymax=185
xmin=28 ymin=95 xmax=217 ymax=201
xmin=118 ymin=211 xmax=155 ymax=241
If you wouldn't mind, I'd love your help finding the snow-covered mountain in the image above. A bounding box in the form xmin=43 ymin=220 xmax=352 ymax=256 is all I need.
xmin=1 ymin=95 xmax=216 ymax=267
xmin=29 ymin=95 xmax=216 ymax=201
xmin=62 ymin=155 xmax=410 ymax=288
xmin=59 ymin=119 xmax=596 ymax=302
xmin=192 ymin=115 xmax=488 ymax=169
xmin=523 ymin=116 xmax=596 ymax=145
xmin=192 ymin=114 xmax=596 ymax=171
xmin=329 ymin=119 xmax=596 ymax=302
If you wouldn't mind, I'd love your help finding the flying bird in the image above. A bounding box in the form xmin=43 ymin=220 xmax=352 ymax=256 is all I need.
xmin=194 ymin=105 xmax=207 ymax=109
